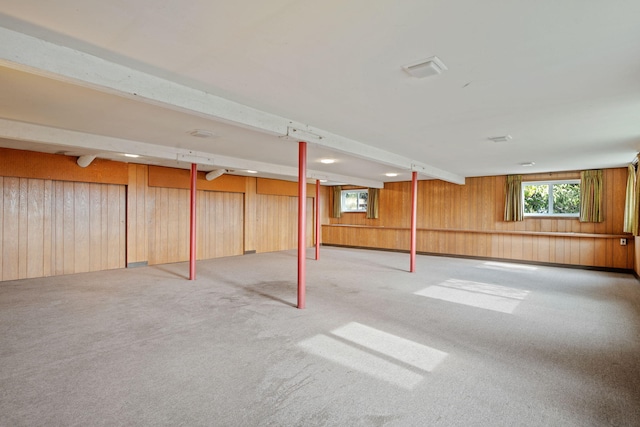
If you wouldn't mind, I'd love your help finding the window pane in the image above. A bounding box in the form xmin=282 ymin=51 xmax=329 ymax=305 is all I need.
xmin=358 ymin=192 xmax=368 ymax=210
xmin=342 ymin=189 xmax=368 ymax=212
xmin=552 ymin=183 xmax=580 ymax=214
xmin=344 ymin=192 xmax=358 ymax=210
xmin=523 ymin=184 xmax=549 ymax=214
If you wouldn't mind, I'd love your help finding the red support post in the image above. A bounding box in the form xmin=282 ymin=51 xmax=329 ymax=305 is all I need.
xmin=315 ymin=179 xmax=320 ymax=261
xmin=189 ymin=163 xmax=197 ymax=280
xmin=298 ymin=142 xmax=307 ymax=309
xmin=410 ymin=171 xmax=417 ymax=273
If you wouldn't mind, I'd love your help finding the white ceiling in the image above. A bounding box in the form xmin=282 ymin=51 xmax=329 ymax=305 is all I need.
xmin=1 ymin=1 xmax=639 ymax=186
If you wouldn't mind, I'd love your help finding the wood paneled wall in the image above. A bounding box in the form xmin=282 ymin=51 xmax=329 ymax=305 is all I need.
xmin=255 ymin=194 xmax=315 ymax=253
xmin=127 ymin=164 xmax=148 ymax=265
xmin=1 ymin=177 xmax=125 ymax=281
xmin=2 ymin=147 xmax=325 ymax=280
xmin=325 ymin=168 xmax=634 ymax=269
xmin=0 ymin=147 xmax=128 ymax=184
xmin=147 ymin=187 xmax=244 ymax=265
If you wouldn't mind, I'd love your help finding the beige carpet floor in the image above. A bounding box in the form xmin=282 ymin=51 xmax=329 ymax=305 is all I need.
xmin=1 ymin=247 xmax=639 ymax=426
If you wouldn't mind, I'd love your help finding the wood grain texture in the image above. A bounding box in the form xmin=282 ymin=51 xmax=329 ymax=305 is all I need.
xmin=0 ymin=177 xmax=125 ymax=281
xmin=255 ymin=194 xmax=315 ymax=253
xmin=0 ymin=147 xmax=128 ymax=184
xmin=324 ymin=168 xmax=633 ymax=269
xmin=147 ymin=188 xmax=244 ymax=265
xmin=256 ymin=177 xmax=317 ymax=197
xmin=244 ymin=178 xmax=256 ymax=253
xmin=148 ymin=166 xmax=247 ymax=192
xmin=126 ymin=164 xmax=149 ymax=265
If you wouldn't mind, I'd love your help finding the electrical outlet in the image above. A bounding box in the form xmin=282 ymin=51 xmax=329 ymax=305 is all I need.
xmin=620 ymin=238 xmax=627 ymax=246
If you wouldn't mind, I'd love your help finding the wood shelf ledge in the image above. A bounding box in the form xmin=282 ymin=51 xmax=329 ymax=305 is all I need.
xmin=322 ymin=224 xmax=631 ymax=239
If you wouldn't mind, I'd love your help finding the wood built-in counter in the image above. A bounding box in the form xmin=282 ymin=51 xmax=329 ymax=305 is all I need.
xmin=322 ymin=224 xmax=634 ymax=270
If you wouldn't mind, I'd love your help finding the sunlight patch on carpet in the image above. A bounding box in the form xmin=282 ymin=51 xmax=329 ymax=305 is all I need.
xmin=414 ymin=279 xmax=530 ymax=313
xmin=298 ymin=322 xmax=448 ymax=389
xmin=332 ymin=322 xmax=448 ymax=372
xmin=478 ymin=261 xmax=538 ymax=272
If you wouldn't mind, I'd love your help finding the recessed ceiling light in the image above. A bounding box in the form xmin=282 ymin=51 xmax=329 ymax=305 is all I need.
xmin=189 ymin=129 xmax=215 ymax=138
xmin=320 ymin=159 xmax=335 ymax=164
xmin=247 ymin=170 xmax=258 ymax=174
xmin=488 ymin=135 xmax=512 ymax=143
xmin=320 ymin=179 xmax=328 ymax=183
xmin=124 ymin=153 xmax=140 ymax=158
xmin=385 ymin=173 xmax=398 ymax=177
xmin=520 ymin=162 xmax=535 ymax=167
xmin=403 ymin=56 xmax=448 ymax=78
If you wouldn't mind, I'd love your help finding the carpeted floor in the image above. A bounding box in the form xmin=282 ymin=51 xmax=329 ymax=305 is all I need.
xmin=1 ymin=247 xmax=639 ymax=426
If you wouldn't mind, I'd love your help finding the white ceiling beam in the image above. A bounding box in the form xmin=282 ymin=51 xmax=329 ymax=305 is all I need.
xmin=0 ymin=27 xmax=289 ymax=136
xmin=0 ymin=119 xmax=383 ymax=188
xmin=0 ymin=27 xmax=463 ymax=185
xmin=286 ymin=126 xmax=465 ymax=185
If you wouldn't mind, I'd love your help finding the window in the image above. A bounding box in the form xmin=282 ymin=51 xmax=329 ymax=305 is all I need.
xmin=522 ymin=180 xmax=580 ymax=217
xmin=341 ymin=189 xmax=368 ymax=212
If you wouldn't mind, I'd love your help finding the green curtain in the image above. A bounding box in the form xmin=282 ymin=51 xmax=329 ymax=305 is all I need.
xmin=623 ymin=164 xmax=636 ymax=233
xmin=579 ymin=170 xmax=603 ymax=223
xmin=635 ymin=161 xmax=640 ymax=236
xmin=366 ymin=188 xmax=379 ymax=219
xmin=504 ymin=175 xmax=523 ymax=221
xmin=331 ymin=186 xmax=342 ymax=218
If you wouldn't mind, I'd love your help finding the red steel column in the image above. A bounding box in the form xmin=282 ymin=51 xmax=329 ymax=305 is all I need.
xmin=315 ymin=179 xmax=320 ymax=261
xmin=410 ymin=171 xmax=417 ymax=273
xmin=298 ymin=142 xmax=307 ymax=309
xmin=189 ymin=163 xmax=197 ymax=280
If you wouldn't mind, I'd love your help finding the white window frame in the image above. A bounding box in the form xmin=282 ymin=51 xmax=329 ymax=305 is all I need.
xmin=522 ymin=179 xmax=580 ymax=218
xmin=341 ymin=189 xmax=368 ymax=213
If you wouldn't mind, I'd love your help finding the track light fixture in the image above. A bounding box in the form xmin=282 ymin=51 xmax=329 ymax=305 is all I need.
xmin=76 ymin=155 xmax=96 ymax=168
xmin=205 ymin=169 xmax=226 ymax=181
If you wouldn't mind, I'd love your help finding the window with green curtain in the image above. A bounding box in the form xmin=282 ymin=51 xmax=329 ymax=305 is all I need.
xmin=366 ymin=188 xmax=379 ymax=219
xmin=331 ymin=185 xmax=342 ymax=218
xmin=504 ymin=175 xmax=523 ymax=221
xmin=623 ymin=164 xmax=636 ymax=233
xmin=579 ymin=170 xmax=603 ymax=223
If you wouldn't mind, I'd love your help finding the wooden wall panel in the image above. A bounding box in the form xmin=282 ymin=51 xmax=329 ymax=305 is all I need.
xmin=147 ymin=188 xmax=244 ymax=265
xmin=254 ymin=194 xmax=315 ymax=253
xmin=0 ymin=177 xmax=125 ymax=281
xmin=127 ymin=164 xmax=149 ymax=265
xmin=0 ymin=147 xmax=128 ymax=184
xmin=256 ymin=178 xmax=316 ymax=197
xmin=244 ymin=178 xmax=257 ymax=253
xmin=0 ymin=178 xmax=3 ymax=280
xmin=324 ymin=168 xmax=634 ymax=269
xmin=148 ymin=166 xmax=247 ymax=193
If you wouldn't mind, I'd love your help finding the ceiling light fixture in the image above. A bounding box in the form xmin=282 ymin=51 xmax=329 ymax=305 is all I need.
xmin=247 ymin=170 xmax=258 ymax=174
xmin=488 ymin=135 xmax=512 ymax=143
xmin=385 ymin=173 xmax=398 ymax=177
xmin=319 ymin=179 xmax=328 ymax=183
xmin=520 ymin=162 xmax=535 ymax=167
xmin=189 ymin=129 xmax=215 ymax=138
xmin=124 ymin=153 xmax=140 ymax=158
xmin=403 ymin=56 xmax=448 ymax=78
xmin=320 ymin=159 xmax=335 ymax=164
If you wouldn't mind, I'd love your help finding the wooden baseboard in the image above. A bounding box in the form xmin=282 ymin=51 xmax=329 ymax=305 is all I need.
xmin=322 ymin=244 xmax=634 ymax=275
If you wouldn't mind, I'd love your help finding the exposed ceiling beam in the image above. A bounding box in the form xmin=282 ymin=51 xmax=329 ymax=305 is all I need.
xmin=286 ymin=126 xmax=465 ymax=185
xmin=0 ymin=119 xmax=384 ymax=188
xmin=0 ymin=26 xmax=463 ymax=185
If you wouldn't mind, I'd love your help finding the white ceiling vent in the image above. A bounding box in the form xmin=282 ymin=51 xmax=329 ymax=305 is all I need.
xmin=189 ymin=129 xmax=215 ymax=138
xmin=488 ymin=135 xmax=513 ymax=143
xmin=403 ymin=56 xmax=447 ymax=78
